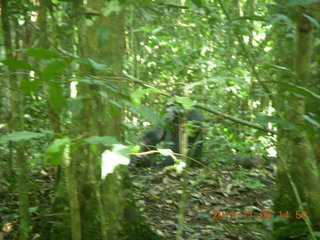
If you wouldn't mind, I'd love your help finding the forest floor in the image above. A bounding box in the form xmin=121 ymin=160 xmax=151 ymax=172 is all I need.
xmin=0 ymin=158 xmax=275 ymax=240
xmin=130 ymin=159 xmax=275 ymax=240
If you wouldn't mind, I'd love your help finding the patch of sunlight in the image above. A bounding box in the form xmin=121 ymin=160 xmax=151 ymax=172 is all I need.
xmin=101 ymin=145 xmax=130 ymax=179
xmin=70 ymin=81 xmax=77 ymax=98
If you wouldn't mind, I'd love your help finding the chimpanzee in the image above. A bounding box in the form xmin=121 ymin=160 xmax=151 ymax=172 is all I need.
xmin=132 ymin=103 xmax=203 ymax=167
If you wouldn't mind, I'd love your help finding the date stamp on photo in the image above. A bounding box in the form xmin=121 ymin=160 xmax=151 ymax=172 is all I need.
xmin=212 ymin=210 xmax=309 ymax=220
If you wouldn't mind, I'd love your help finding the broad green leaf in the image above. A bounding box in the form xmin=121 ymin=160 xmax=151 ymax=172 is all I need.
xmin=286 ymin=0 xmax=320 ymax=8
xmin=42 ymin=60 xmax=67 ymax=81
xmin=27 ymin=48 xmax=60 ymax=60
xmin=255 ymin=115 xmax=282 ymax=125
xmin=2 ymin=57 xmax=37 ymax=72
xmin=282 ymin=83 xmax=320 ymax=99
xmin=88 ymin=58 xmax=108 ymax=72
xmin=131 ymin=88 xmax=167 ymax=105
xmin=270 ymin=14 xmax=294 ymax=30
xmin=184 ymin=77 xmax=239 ymax=90
xmin=45 ymin=138 xmax=70 ymax=165
xmin=263 ymin=64 xmax=291 ymax=71
xmin=96 ymin=24 xmax=110 ymax=47
xmin=29 ymin=206 xmax=39 ymax=213
xmin=130 ymin=89 xmax=145 ymax=105
xmin=255 ymin=116 xmax=295 ymax=130
xmin=174 ymin=96 xmax=193 ymax=110
xmin=0 ymin=131 xmax=46 ymax=144
xmin=136 ymin=105 xmax=161 ymax=124
xmin=66 ymin=98 xmax=83 ymax=116
xmin=76 ymin=78 xmax=110 ymax=87
xmin=303 ymin=14 xmax=320 ymax=28
xmin=140 ymin=26 xmax=154 ymax=33
xmin=20 ymin=79 xmax=41 ymax=93
xmin=45 ymin=138 xmax=69 ymax=154
xmin=47 ymin=82 xmax=65 ymax=114
xmin=84 ymin=136 xmax=119 ymax=146
xmin=108 ymin=98 xmax=122 ymax=109
xmin=102 ymin=0 xmax=122 ymax=16
xmin=304 ymin=115 xmax=320 ymax=128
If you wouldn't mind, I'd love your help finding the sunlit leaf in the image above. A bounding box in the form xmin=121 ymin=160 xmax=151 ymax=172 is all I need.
xmin=101 ymin=145 xmax=131 ymax=179
xmin=45 ymin=138 xmax=70 ymax=165
xmin=131 ymin=88 xmax=167 ymax=105
xmin=102 ymin=0 xmax=122 ymax=17
xmin=174 ymin=96 xmax=193 ymax=110
xmin=29 ymin=206 xmax=39 ymax=213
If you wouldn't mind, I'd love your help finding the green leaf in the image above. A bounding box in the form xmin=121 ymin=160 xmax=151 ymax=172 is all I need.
xmin=47 ymin=82 xmax=65 ymax=114
xmin=174 ymin=96 xmax=193 ymax=110
xmin=0 ymin=131 xmax=46 ymax=144
xmin=255 ymin=116 xmax=295 ymax=130
xmin=76 ymin=78 xmax=110 ymax=87
xmin=131 ymin=88 xmax=167 ymax=105
xmin=20 ymin=80 xmax=41 ymax=93
xmin=286 ymin=0 xmax=320 ymax=8
xmin=2 ymin=57 xmax=37 ymax=72
xmin=88 ymin=58 xmax=108 ymax=72
xmin=270 ymin=14 xmax=294 ymax=30
xmin=140 ymin=26 xmax=154 ymax=33
xmin=84 ymin=136 xmax=119 ymax=146
xmin=304 ymin=115 xmax=320 ymax=128
xmin=255 ymin=115 xmax=281 ymax=125
xmin=29 ymin=206 xmax=39 ymax=213
xmin=66 ymin=98 xmax=83 ymax=116
xmin=102 ymin=0 xmax=122 ymax=16
xmin=42 ymin=60 xmax=67 ymax=81
xmin=136 ymin=105 xmax=161 ymax=124
xmin=45 ymin=138 xmax=70 ymax=165
xmin=96 ymin=24 xmax=110 ymax=47
xmin=27 ymin=48 xmax=60 ymax=60
xmin=282 ymin=83 xmax=320 ymax=99
xmin=263 ymin=64 xmax=291 ymax=72
xmin=303 ymin=14 xmax=320 ymax=28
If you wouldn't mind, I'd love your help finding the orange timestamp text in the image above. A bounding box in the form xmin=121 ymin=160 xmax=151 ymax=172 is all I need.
xmin=212 ymin=210 xmax=309 ymax=220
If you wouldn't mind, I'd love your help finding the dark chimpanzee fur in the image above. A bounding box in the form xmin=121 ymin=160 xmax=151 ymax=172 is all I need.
xmin=132 ymin=106 xmax=203 ymax=167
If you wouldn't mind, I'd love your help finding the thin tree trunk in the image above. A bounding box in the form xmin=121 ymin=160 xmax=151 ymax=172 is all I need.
xmin=1 ymin=0 xmax=30 ymax=239
xmin=63 ymin=143 xmax=82 ymax=240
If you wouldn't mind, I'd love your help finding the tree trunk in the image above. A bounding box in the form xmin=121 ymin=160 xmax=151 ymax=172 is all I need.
xmin=70 ymin=1 xmax=164 ymax=239
xmin=273 ymin=6 xmax=320 ymax=239
xmin=1 ymin=0 xmax=30 ymax=239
